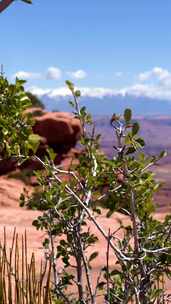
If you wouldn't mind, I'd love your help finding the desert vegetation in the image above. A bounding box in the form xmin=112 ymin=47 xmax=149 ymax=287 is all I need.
xmin=0 ymin=73 xmax=171 ymax=303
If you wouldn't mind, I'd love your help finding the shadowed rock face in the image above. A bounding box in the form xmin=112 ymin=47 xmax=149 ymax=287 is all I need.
xmin=0 ymin=159 xmax=17 ymax=175
xmin=0 ymin=109 xmax=82 ymax=175
xmin=33 ymin=111 xmax=81 ymax=153
xmin=20 ymin=110 xmax=82 ymax=172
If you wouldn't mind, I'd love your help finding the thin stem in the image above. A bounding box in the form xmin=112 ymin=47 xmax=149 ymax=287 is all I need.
xmin=94 ymin=271 xmax=102 ymax=300
xmin=79 ymin=152 xmax=98 ymax=223
xmin=106 ymin=229 xmax=111 ymax=302
xmin=49 ymin=227 xmax=59 ymax=292
xmin=78 ymin=234 xmax=95 ymax=304
xmin=73 ymin=224 xmax=85 ymax=303
xmin=0 ymin=0 xmax=14 ymax=13
xmin=130 ymin=191 xmax=139 ymax=253
xmin=34 ymin=154 xmax=136 ymax=262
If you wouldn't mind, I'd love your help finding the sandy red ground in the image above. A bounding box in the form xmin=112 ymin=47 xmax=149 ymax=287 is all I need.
xmin=0 ymin=163 xmax=170 ymax=302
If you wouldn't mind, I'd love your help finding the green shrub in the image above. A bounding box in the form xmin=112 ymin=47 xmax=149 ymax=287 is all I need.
xmin=22 ymin=81 xmax=171 ymax=303
xmin=0 ymin=76 xmax=33 ymax=159
xmin=0 ymin=74 xmax=171 ymax=303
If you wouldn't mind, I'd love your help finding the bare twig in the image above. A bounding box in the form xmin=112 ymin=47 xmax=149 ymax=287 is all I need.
xmin=94 ymin=270 xmax=102 ymax=300
xmin=34 ymin=156 xmax=136 ymax=262
xmin=0 ymin=0 xmax=14 ymax=13
xmin=72 ymin=224 xmax=85 ymax=303
xmin=130 ymin=190 xmax=139 ymax=253
xmin=78 ymin=236 xmax=95 ymax=304
xmin=106 ymin=229 xmax=111 ymax=302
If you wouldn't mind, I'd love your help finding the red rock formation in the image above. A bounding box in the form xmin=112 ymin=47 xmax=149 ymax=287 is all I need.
xmin=0 ymin=110 xmax=81 ymax=175
xmin=33 ymin=111 xmax=81 ymax=153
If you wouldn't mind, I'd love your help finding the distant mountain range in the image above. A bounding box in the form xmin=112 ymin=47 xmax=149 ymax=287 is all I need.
xmin=40 ymin=93 xmax=171 ymax=160
xmin=41 ymin=94 xmax=171 ymax=116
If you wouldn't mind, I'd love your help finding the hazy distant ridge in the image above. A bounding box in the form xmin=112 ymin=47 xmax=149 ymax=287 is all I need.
xmin=41 ymin=94 xmax=171 ymax=116
xmin=93 ymin=115 xmax=171 ymax=159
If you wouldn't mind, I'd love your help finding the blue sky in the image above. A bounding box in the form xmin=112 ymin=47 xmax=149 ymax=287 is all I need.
xmin=1 ymin=0 xmax=171 ymax=102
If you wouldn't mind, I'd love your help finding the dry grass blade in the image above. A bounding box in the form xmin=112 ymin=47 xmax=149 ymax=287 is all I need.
xmin=0 ymin=228 xmax=53 ymax=304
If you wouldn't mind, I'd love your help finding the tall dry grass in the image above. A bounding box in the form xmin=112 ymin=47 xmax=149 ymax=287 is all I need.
xmin=0 ymin=228 xmax=52 ymax=304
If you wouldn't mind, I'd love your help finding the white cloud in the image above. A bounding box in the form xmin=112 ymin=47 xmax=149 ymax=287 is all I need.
xmin=29 ymin=86 xmax=116 ymax=99
xmin=46 ymin=67 xmax=62 ymax=80
xmin=130 ymin=66 xmax=171 ymax=99
xmin=28 ymin=86 xmax=51 ymax=96
xmin=67 ymin=69 xmax=87 ymax=80
xmin=13 ymin=71 xmax=41 ymax=80
xmin=79 ymin=87 xmax=114 ymax=97
xmin=114 ymin=72 xmax=123 ymax=78
xmin=138 ymin=67 xmax=171 ymax=86
xmin=26 ymin=66 xmax=171 ymax=102
xmin=29 ymin=84 xmax=171 ymax=103
xmin=138 ymin=71 xmax=152 ymax=82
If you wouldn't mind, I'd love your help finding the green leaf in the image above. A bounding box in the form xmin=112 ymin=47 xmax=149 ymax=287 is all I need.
xmin=43 ymin=238 xmax=50 ymax=249
xmin=106 ymin=209 xmax=114 ymax=217
xmin=80 ymin=106 xmax=86 ymax=116
xmin=21 ymin=0 xmax=32 ymax=4
xmin=135 ymin=137 xmax=145 ymax=147
xmin=97 ymin=281 xmax=106 ymax=290
xmin=110 ymin=269 xmax=122 ymax=276
xmin=54 ymin=300 xmax=65 ymax=304
xmin=66 ymin=80 xmax=74 ymax=92
xmin=126 ymin=146 xmax=136 ymax=155
xmin=132 ymin=122 xmax=140 ymax=136
xmin=159 ymin=150 xmax=167 ymax=159
xmin=124 ymin=108 xmax=132 ymax=122
xmin=27 ymin=134 xmax=41 ymax=153
xmin=75 ymin=90 xmax=81 ymax=97
xmin=47 ymin=148 xmax=56 ymax=161
xmin=89 ymin=251 xmax=99 ymax=262
xmin=19 ymin=193 xmax=25 ymax=207
xmin=69 ymin=100 xmax=75 ymax=107
xmin=92 ymin=207 xmax=101 ymax=215
xmin=125 ymin=133 xmax=132 ymax=145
